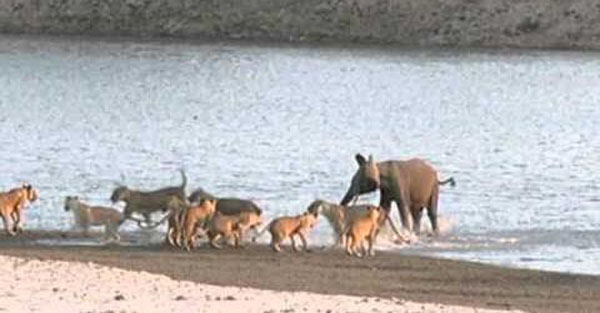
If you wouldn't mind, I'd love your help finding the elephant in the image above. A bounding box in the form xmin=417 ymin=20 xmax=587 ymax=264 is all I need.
xmin=340 ymin=154 xmax=455 ymax=235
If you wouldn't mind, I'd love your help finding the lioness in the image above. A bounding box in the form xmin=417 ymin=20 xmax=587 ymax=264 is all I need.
xmin=342 ymin=205 xmax=382 ymax=258
xmin=306 ymin=199 xmax=406 ymax=248
xmin=206 ymin=211 xmax=262 ymax=249
xmin=110 ymin=170 xmax=187 ymax=225
xmin=64 ymin=196 xmax=123 ymax=241
xmin=254 ymin=211 xmax=319 ymax=253
xmin=179 ymin=198 xmax=217 ymax=251
xmin=0 ymin=184 xmax=39 ymax=236
xmin=189 ymin=187 xmax=262 ymax=216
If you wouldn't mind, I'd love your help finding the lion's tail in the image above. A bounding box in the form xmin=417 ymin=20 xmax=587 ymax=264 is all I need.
xmin=179 ymin=169 xmax=188 ymax=193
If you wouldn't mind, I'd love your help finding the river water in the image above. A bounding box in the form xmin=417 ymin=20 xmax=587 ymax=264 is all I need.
xmin=1 ymin=35 xmax=598 ymax=275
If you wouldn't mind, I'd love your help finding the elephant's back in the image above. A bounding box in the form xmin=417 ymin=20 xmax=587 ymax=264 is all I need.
xmin=387 ymin=158 xmax=438 ymax=205
xmin=387 ymin=158 xmax=437 ymax=177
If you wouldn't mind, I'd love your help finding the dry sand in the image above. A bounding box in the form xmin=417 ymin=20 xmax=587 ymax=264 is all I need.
xmin=0 ymin=254 xmax=527 ymax=313
xmin=1 ymin=231 xmax=600 ymax=313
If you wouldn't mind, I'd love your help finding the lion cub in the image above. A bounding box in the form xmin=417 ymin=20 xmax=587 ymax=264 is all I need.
xmin=179 ymin=198 xmax=217 ymax=251
xmin=342 ymin=205 xmax=382 ymax=258
xmin=206 ymin=211 xmax=262 ymax=249
xmin=254 ymin=212 xmax=318 ymax=253
xmin=64 ymin=196 xmax=123 ymax=241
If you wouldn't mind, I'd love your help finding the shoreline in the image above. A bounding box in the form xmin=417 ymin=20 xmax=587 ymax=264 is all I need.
xmin=4 ymin=32 xmax=600 ymax=56
xmin=1 ymin=254 xmax=524 ymax=313
xmin=1 ymin=231 xmax=599 ymax=313
xmin=2 ymin=1 xmax=600 ymax=51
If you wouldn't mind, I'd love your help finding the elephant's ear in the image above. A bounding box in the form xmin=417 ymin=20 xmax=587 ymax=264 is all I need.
xmin=355 ymin=153 xmax=367 ymax=166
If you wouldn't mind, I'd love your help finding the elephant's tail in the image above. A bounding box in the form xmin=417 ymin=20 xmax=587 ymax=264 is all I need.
xmin=438 ymin=177 xmax=456 ymax=187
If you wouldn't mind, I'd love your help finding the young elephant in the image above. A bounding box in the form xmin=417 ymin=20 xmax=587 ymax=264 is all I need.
xmin=342 ymin=205 xmax=383 ymax=258
xmin=254 ymin=212 xmax=319 ymax=252
xmin=206 ymin=211 xmax=262 ymax=249
xmin=340 ymin=154 xmax=455 ymax=235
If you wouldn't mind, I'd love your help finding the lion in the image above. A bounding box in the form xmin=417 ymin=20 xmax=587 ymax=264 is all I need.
xmin=64 ymin=196 xmax=123 ymax=241
xmin=110 ymin=170 xmax=187 ymax=225
xmin=253 ymin=211 xmax=319 ymax=252
xmin=179 ymin=198 xmax=217 ymax=251
xmin=306 ymin=199 xmax=407 ymax=248
xmin=188 ymin=187 xmax=262 ymax=216
xmin=206 ymin=211 xmax=262 ymax=249
xmin=0 ymin=184 xmax=39 ymax=236
xmin=342 ymin=205 xmax=382 ymax=258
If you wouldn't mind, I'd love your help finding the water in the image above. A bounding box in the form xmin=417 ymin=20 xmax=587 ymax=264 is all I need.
xmin=1 ymin=35 xmax=599 ymax=275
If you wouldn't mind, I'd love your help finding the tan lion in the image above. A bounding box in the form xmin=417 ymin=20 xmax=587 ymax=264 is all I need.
xmin=254 ymin=211 xmax=319 ymax=252
xmin=206 ymin=211 xmax=262 ymax=249
xmin=342 ymin=205 xmax=382 ymax=258
xmin=179 ymin=198 xmax=217 ymax=251
xmin=0 ymin=184 xmax=39 ymax=236
xmin=64 ymin=196 xmax=123 ymax=241
xmin=306 ymin=199 xmax=405 ymax=248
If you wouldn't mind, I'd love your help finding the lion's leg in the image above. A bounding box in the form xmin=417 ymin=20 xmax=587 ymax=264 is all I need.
xmin=110 ymin=222 xmax=121 ymax=241
xmin=209 ymin=233 xmax=223 ymax=249
xmin=233 ymin=230 xmax=241 ymax=248
xmin=183 ymin=221 xmax=196 ymax=251
xmin=10 ymin=208 xmax=22 ymax=233
xmin=360 ymin=238 xmax=368 ymax=257
xmin=143 ymin=212 xmax=152 ymax=225
xmin=166 ymin=227 xmax=177 ymax=247
xmin=351 ymin=237 xmax=363 ymax=258
xmin=291 ymin=234 xmax=299 ymax=252
xmin=172 ymin=220 xmax=183 ymax=248
xmin=235 ymin=228 xmax=245 ymax=248
xmin=82 ymin=224 xmax=90 ymax=237
xmin=367 ymin=232 xmax=376 ymax=257
xmin=101 ymin=225 xmax=110 ymax=241
xmin=1 ymin=213 xmax=16 ymax=236
xmin=345 ymin=234 xmax=354 ymax=256
xmin=298 ymin=232 xmax=308 ymax=252
xmin=270 ymin=233 xmax=282 ymax=252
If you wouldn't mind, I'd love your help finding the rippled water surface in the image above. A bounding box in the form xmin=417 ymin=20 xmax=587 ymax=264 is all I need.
xmin=1 ymin=35 xmax=599 ymax=274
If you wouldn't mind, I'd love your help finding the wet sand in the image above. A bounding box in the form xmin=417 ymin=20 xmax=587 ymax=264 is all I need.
xmin=1 ymin=231 xmax=599 ymax=313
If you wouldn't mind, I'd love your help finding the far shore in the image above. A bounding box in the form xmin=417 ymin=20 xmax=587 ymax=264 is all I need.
xmin=4 ymin=32 xmax=600 ymax=55
xmin=1 ymin=230 xmax=599 ymax=313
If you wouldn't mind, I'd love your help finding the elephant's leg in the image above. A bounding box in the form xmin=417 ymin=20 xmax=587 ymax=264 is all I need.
xmin=412 ymin=206 xmax=424 ymax=235
xmin=379 ymin=189 xmax=393 ymax=213
xmin=428 ymin=185 xmax=440 ymax=235
xmin=395 ymin=198 xmax=413 ymax=233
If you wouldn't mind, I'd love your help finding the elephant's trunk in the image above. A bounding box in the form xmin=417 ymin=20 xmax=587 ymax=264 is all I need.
xmin=340 ymin=185 xmax=356 ymax=206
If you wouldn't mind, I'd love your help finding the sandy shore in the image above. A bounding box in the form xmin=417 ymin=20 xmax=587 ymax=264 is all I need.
xmin=1 ymin=231 xmax=599 ymax=313
xmin=1 ymin=254 xmax=525 ymax=313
